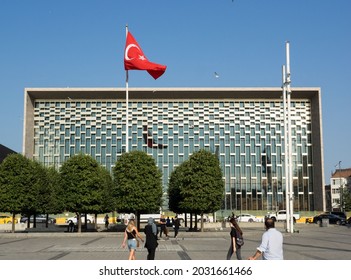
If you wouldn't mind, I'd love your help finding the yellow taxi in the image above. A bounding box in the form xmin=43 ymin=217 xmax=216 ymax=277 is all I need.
xmin=0 ymin=214 xmax=18 ymax=224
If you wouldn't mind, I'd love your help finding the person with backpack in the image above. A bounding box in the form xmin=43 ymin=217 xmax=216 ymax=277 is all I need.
xmin=226 ymin=217 xmax=243 ymax=260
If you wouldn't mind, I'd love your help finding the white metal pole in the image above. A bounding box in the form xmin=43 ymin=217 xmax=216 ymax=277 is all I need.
xmin=287 ymin=90 xmax=294 ymax=232
xmin=282 ymin=65 xmax=290 ymax=233
xmin=286 ymin=41 xmax=294 ymax=233
xmin=125 ymin=25 xmax=129 ymax=153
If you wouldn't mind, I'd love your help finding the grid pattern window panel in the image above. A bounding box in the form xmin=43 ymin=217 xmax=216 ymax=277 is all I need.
xmin=32 ymin=99 xmax=313 ymax=212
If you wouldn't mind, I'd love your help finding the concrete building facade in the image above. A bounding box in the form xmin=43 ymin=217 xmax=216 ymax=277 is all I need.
xmin=0 ymin=144 xmax=17 ymax=163
xmin=23 ymin=87 xmax=325 ymax=212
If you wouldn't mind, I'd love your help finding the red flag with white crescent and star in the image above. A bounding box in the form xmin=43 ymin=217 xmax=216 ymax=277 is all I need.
xmin=124 ymin=31 xmax=167 ymax=80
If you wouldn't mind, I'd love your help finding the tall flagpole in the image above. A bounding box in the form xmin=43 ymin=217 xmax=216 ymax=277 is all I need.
xmin=125 ymin=25 xmax=129 ymax=153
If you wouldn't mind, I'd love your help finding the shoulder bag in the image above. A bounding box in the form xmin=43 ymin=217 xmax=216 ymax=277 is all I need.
xmin=236 ymin=230 xmax=244 ymax=247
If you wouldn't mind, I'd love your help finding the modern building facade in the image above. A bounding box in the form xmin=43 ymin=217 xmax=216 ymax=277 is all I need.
xmin=23 ymin=87 xmax=325 ymax=212
xmin=0 ymin=144 xmax=17 ymax=163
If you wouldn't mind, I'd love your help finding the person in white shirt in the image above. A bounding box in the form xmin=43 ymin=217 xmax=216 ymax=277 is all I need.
xmin=248 ymin=218 xmax=283 ymax=260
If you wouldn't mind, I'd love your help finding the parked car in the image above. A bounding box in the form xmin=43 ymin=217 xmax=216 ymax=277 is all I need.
xmin=323 ymin=211 xmax=346 ymax=219
xmin=0 ymin=214 xmax=18 ymax=224
xmin=20 ymin=214 xmax=56 ymax=224
xmin=266 ymin=210 xmax=300 ymax=223
xmin=65 ymin=214 xmax=94 ymax=224
xmin=236 ymin=213 xmax=261 ymax=223
xmin=313 ymin=213 xmax=346 ymax=225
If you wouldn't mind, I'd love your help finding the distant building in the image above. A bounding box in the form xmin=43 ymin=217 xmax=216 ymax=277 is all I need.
xmin=23 ymin=87 xmax=325 ymax=212
xmin=330 ymin=168 xmax=351 ymax=211
xmin=0 ymin=144 xmax=17 ymax=163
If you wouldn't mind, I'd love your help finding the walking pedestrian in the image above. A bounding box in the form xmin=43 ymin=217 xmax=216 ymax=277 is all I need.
xmin=248 ymin=218 xmax=283 ymax=260
xmin=159 ymin=215 xmax=169 ymax=239
xmin=68 ymin=220 xmax=75 ymax=232
xmin=144 ymin=217 xmax=158 ymax=260
xmin=104 ymin=214 xmax=109 ymax=229
xmin=226 ymin=217 xmax=243 ymax=260
xmin=122 ymin=220 xmax=144 ymax=260
xmin=166 ymin=216 xmax=171 ymax=227
xmin=173 ymin=215 xmax=180 ymax=238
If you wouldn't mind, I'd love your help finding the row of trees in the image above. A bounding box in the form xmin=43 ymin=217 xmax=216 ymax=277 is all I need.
xmin=0 ymin=149 xmax=224 ymax=233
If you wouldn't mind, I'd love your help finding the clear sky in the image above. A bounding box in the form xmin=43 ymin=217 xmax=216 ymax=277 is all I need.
xmin=0 ymin=0 xmax=350 ymax=184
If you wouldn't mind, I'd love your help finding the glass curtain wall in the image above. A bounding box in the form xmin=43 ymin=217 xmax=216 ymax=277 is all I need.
xmin=33 ymin=99 xmax=313 ymax=211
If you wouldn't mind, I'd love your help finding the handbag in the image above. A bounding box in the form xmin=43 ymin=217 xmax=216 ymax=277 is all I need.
xmin=236 ymin=230 xmax=244 ymax=246
xmin=236 ymin=237 xmax=244 ymax=246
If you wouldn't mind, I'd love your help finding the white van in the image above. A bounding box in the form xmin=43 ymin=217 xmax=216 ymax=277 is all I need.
xmin=118 ymin=213 xmax=161 ymax=224
xmin=139 ymin=213 xmax=162 ymax=223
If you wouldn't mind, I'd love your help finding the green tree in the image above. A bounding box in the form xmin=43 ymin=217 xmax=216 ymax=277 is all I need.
xmin=0 ymin=154 xmax=47 ymax=232
xmin=112 ymin=151 xmax=163 ymax=229
xmin=27 ymin=164 xmax=67 ymax=228
xmin=39 ymin=166 xmax=65 ymax=224
xmin=168 ymin=164 xmax=188 ymax=214
xmin=60 ymin=154 xmax=113 ymax=232
xmin=342 ymin=187 xmax=351 ymax=212
xmin=91 ymin=166 xmax=115 ymax=230
xmin=172 ymin=149 xmax=224 ymax=232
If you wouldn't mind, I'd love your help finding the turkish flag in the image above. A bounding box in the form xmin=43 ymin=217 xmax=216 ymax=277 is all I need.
xmin=124 ymin=31 xmax=167 ymax=80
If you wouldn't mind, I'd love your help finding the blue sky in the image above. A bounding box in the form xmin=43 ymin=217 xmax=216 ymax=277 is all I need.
xmin=0 ymin=0 xmax=350 ymax=183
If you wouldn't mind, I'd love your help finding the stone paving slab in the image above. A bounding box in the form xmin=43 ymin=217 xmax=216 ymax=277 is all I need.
xmin=0 ymin=223 xmax=350 ymax=260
